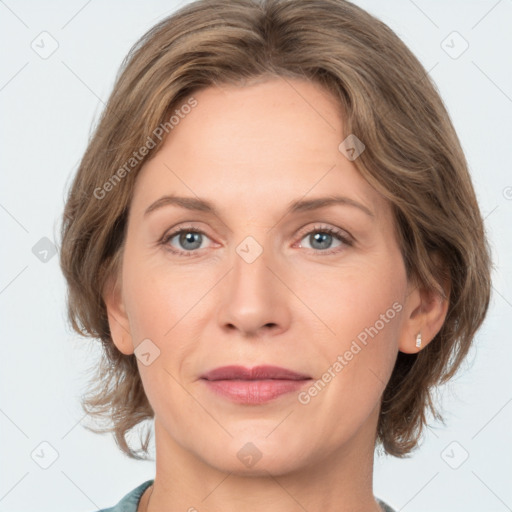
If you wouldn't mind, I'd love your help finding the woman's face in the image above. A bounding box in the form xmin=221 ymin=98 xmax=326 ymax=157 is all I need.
xmin=107 ymin=77 xmax=418 ymax=475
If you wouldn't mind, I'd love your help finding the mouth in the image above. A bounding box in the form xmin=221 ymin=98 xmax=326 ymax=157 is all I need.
xmin=201 ymin=365 xmax=311 ymax=381
xmin=200 ymin=365 xmax=312 ymax=404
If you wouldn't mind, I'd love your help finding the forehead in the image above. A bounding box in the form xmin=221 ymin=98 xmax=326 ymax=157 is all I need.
xmin=130 ymin=77 xmax=388 ymax=221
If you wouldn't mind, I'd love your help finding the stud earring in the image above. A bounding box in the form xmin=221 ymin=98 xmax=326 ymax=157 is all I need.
xmin=415 ymin=332 xmax=422 ymax=348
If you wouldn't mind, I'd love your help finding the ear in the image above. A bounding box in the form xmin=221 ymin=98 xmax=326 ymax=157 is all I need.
xmin=102 ymin=271 xmax=134 ymax=356
xmin=398 ymin=267 xmax=450 ymax=354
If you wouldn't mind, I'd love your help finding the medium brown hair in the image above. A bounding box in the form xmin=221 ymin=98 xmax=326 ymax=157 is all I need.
xmin=59 ymin=0 xmax=492 ymax=459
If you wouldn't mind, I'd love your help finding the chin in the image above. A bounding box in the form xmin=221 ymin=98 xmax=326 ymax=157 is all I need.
xmin=199 ymin=435 xmax=311 ymax=477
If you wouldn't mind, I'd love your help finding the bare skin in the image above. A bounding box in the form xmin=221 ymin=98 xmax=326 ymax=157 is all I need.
xmin=104 ymin=76 xmax=449 ymax=512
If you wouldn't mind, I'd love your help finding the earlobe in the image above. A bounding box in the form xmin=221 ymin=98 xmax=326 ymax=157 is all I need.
xmin=398 ymin=279 xmax=450 ymax=354
xmin=102 ymin=273 xmax=134 ymax=356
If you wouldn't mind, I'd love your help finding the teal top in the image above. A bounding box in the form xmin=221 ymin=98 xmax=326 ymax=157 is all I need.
xmin=96 ymin=479 xmax=396 ymax=512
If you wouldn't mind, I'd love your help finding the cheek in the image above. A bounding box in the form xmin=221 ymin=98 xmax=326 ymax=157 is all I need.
xmin=298 ymin=265 xmax=403 ymax=421
xmin=297 ymin=261 xmax=405 ymax=413
xmin=299 ymin=259 xmax=403 ymax=343
xmin=123 ymin=260 xmax=203 ymax=409
xmin=122 ymin=254 xmax=211 ymax=407
xmin=123 ymin=249 xmax=205 ymax=341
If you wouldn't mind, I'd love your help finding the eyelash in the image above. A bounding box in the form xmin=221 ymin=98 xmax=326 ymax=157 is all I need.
xmin=159 ymin=223 xmax=353 ymax=258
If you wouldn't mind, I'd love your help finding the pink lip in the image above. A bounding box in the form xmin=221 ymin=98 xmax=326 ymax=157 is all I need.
xmin=200 ymin=365 xmax=312 ymax=404
xmin=201 ymin=365 xmax=311 ymax=381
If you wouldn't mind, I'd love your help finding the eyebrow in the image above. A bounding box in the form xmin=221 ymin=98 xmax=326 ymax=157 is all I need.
xmin=144 ymin=194 xmax=374 ymax=219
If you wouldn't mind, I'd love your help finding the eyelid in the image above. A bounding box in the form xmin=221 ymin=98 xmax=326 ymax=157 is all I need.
xmin=295 ymin=223 xmax=353 ymax=245
xmin=292 ymin=224 xmax=353 ymax=256
xmin=159 ymin=223 xmax=216 ymax=253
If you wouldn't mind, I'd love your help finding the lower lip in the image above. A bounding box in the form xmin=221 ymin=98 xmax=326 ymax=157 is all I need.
xmin=201 ymin=379 xmax=310 ymax=404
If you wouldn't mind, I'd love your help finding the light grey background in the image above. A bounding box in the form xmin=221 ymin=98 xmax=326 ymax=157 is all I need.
xmin=1 ymin=1 xmax=511 ymax=511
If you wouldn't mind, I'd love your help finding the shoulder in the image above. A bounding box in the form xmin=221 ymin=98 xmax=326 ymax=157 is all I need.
xmin=376 ymin=497 xmax=396 ymax=512
xmin=95 ymin=480 xmax=154 ymax=512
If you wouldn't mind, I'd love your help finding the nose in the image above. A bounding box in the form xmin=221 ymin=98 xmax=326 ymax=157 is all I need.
xmin=216 ymin=237 xmax=292 ymax=338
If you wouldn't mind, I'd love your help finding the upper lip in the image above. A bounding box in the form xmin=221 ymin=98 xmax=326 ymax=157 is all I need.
xmin=201 ymin=365 xmax=311 ymax=381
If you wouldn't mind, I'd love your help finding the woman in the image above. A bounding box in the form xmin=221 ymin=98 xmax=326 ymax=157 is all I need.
xmin=59 ymin=0 xmax=492 ymax=510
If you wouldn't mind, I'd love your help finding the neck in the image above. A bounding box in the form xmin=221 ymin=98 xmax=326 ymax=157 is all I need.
xmin=145 ymin=413 xmax=382 ymax=512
